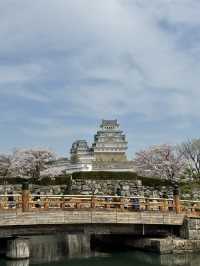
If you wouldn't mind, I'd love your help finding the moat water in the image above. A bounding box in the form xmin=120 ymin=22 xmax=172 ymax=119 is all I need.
xmin=2 ymin=251 xmax=200 ymax=266
xmin=0 ymin=235 xmax=200 ymax=266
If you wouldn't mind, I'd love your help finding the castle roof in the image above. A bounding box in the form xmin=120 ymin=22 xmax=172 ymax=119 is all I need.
xmin=101 ymin=119 xmax=118 ymax=126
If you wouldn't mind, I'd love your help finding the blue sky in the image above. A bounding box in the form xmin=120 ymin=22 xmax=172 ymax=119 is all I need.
xmin=0 ymin=0 xmax=200 ymax=159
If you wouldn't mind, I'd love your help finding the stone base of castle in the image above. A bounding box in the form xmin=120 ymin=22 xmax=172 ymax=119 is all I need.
xmin=94 ymin=152 xmax=127 ymax=162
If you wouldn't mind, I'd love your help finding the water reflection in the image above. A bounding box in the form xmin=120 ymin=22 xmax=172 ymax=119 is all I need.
xmin=2 ymin=252 xmax=200 ymax=266
xmin=67 ymin=234 xmax=91 ymax=258
xmin=160 ymin=253 xmax=200 ymax=266
xmin=6 ymin=259 xmax=29 ymax=266
xmin=29 ymin=235 xmax=67 ymax=263
xmin=28 ymin=234 xmax=92 ymax=263
xmin=125 ymin=252 xmax=200 ymax=266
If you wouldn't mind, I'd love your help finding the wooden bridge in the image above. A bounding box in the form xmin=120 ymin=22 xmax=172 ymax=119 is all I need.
xmin=0 ymin=193 xmax=184 ymax=237
xmin=0 ymin=193 xmax=199 ymax=223
xmin=1 ymin=192 xmax=200 ymax=259
xmin=0 ymin=191 xmax=199 ymax=237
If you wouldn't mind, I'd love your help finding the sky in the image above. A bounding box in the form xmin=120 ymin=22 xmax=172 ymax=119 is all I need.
xmin=0 ymin=0 xmax=200 ymax=159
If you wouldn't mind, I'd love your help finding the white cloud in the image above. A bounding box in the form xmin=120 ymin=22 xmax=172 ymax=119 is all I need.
xmin=21 ymin=117 xmax=96 ymax=143
xmin=0 ymin=0 xmax=200 ymax=155
xmin=0 ymin=64 xmax=44 ymax=83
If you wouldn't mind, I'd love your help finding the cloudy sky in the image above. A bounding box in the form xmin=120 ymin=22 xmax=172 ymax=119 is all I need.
xmin=0 ymin=0 xmax=200 ymax=159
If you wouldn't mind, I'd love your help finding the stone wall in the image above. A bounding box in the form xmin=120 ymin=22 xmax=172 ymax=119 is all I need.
xmin=180 ymin=218 xmax=200 ymax=240
xmin=127 ymin=237 xmax=200 ymax=254
xmin=70 ymin=179 xmax=141 ymax=195
xmin=70 ymin=178 xmax=173 ymax=197
xmin=0 ymin=178 xmax=174 ymax=198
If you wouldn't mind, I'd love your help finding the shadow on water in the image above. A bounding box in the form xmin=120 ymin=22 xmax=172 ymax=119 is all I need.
xmin=1 ymin=235 xmax=200 ymax=266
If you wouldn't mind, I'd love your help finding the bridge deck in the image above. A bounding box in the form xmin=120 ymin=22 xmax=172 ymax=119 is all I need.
xmin=0 ymin=210 xmax=185 ymax=227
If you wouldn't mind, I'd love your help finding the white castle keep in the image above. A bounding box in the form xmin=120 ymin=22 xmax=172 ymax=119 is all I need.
xmin=70 ymin=119 xmax=128 ymax=163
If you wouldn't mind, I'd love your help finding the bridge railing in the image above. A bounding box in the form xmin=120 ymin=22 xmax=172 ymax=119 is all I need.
xmin=180 ymin=199 xmax=200 ymax=216
xmin=0 ymin=194 xmax=21 ymax=210
xmin=0 ymin=193 xmax=200 ymax=216
xmin=27 ymin=195 xmax=172 ymax=211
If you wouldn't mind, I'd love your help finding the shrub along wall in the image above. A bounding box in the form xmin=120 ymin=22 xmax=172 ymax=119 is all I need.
xmin=0 ymin=176 xmax=71 ymax=186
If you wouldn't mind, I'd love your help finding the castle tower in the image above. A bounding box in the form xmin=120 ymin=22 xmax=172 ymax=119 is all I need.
xmin=92 ymin=120 xmax=128 ymax=162
xmin=70 ymin=140 xmax=94 ymax=163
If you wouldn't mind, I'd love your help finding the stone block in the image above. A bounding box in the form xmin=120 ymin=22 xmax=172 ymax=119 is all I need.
xmin=80 ymin=191 xmax=90 ymax=195
xmin=82 ymin=185 xmax=90 ymax=191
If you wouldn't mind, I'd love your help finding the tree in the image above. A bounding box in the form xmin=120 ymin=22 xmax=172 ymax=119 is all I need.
xmin=9 ymin=148 xmax=56 ymax=179
xmin=28 ymin=149 xmax=56 ymax=178
xmin=0 ymin=154 xmax=11 ymax=181
xmin=134 ymin=144 xmax=186 ymax=182
xmin=179 ymin=139 xmax=200 ymax=179
xmin=40 ymin=166 xmax=66 ymax=179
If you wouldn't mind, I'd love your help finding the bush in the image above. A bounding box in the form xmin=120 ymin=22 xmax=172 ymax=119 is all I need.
xmin=2 ymin=175 xmax=72 ymax=186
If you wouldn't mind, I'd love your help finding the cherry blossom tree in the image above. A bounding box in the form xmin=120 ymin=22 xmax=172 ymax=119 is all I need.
xmin=179 ymin=139 xmax=200 ymax=179
xmin=0 ymin=154 xmax=11 ymax=181
xmin=9 ymin=148 xmax=56 ymax=179
xmin=40 ymin=166 xmax=66 ymax=178
xmin=28 ymin=149 xmax=56 ymax=178
xmin=134 ymin=144 xmax=187 ymax=181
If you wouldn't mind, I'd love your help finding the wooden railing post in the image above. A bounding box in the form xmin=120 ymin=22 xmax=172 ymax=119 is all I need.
xmin=91 ymin=196 xmax=96 ymax=208
xmin=162 ymin=192 xmax=168 ymax=212
xmin=44 ymin=197 xmax=49 ymax=210
xmin=191 ymin=203 xmax=197 ymax=215
xmin=173 ymin=186 xmax=181 ymax=213
xmin=145 ymin=198 xmax=150 ymax=211
xmin=120 ymin=197 xmax=124 ymax=210
xmin=22 ymin=182 xmax=30 ymax=212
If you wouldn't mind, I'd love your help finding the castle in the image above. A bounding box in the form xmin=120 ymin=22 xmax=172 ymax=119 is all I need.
xmin=70 ymin=119 xmax=128 ymax=164
xmin=43 ymin=119 xmax=134 ymax=175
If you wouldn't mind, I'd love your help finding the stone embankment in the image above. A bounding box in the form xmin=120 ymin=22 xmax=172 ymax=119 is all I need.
xmin=127 ymin=237 xmax=200 ymax=254
xmin=127 ymin=217 xmax=200 ymax=254
xmin=180 ymin=217 xmax=200 ymax=240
